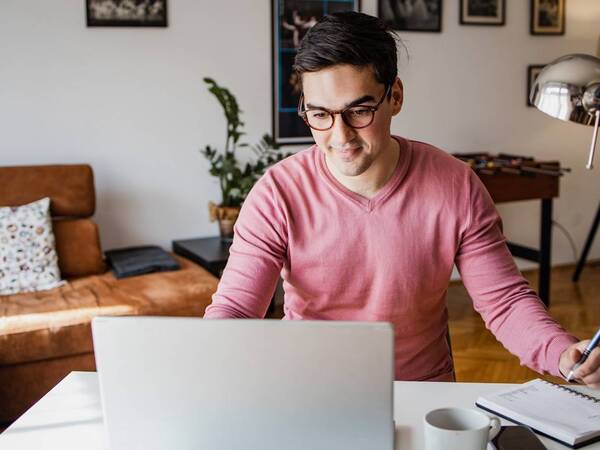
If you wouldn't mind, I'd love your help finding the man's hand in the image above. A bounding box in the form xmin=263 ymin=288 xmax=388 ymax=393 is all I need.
xmin=559 ymin=340 xmax=600 ymax=389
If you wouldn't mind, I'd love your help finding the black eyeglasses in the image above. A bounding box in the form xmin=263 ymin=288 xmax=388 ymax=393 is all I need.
xmin=297 ymin=85 xmax=391 ymax=131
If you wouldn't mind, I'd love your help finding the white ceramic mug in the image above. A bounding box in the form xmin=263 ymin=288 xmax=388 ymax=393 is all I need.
xmin=424 ymin=407 xmax=501 ymax=450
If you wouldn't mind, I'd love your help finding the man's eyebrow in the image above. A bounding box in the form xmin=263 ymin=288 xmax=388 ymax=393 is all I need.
xmin=305 ymin=94 xmax=376 ymax=110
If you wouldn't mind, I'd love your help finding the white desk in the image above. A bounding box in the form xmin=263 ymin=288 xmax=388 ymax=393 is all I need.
xmin=0 ymin=372 xmax=598 ymax=450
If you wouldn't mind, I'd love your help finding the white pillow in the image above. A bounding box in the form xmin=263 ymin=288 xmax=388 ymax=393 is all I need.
xmin=0 ymin=197 xmax=65 ymax=295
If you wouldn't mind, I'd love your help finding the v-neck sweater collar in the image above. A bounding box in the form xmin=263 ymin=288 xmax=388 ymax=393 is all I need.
xmin=315 ymin=136 xmax=413 ymax=212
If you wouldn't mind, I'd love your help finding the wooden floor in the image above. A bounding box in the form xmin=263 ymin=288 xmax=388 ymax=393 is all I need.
xmin=268 ymin=261 xmax=600 ymax=384
xmin=448 ymin=262 xmax=600 ymax=384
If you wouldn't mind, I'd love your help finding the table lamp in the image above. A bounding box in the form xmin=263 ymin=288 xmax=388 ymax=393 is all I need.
xmin=529 ymin=53 xmax=600 ymax=281
xmin=530 ymin=53 xmax=600 ymax=169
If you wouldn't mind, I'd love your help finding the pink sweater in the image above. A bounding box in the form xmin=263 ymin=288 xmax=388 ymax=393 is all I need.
xmin=204 ymin=137 xmax=577 ymax=381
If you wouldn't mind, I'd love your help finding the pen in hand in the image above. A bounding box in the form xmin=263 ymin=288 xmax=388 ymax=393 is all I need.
xmin=566 ymin=326 xmax=600 ymax=382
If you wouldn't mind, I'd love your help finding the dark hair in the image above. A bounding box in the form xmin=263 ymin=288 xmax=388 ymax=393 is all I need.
xmin=293 ymin=11 xmax=400 ymax=89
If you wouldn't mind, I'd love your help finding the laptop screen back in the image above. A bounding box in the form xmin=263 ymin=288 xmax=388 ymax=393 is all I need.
xmin=92 ymin=317 xmax=394 ymax=450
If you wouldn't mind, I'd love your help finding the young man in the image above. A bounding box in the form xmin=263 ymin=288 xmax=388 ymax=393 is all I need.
xmin=204 ymin=12 xmax=599 ymax=388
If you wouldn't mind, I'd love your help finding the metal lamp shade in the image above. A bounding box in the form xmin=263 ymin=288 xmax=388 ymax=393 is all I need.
xmin=530 ymin=53 xmax=600 ymax=169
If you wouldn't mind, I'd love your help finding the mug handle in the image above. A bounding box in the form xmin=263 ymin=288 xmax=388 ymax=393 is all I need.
xmin=488 ymin=416 xmax=501 ymax=441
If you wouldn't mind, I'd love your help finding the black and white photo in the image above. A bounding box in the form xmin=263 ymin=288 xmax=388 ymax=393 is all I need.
xmin=378 ymin=0 xmax=442 ymax=32
xmin=86 ymin=0 xmax=167 ymax=27
xmin=527 ymin=65 xmax=545 ymax=107
xmin=460 ymin=0 xmax=505 ymax=26
xmin=530 ymin=0 xmax=565 ymax=35
xmin=272 ymin=0 xmax=359 ymax=145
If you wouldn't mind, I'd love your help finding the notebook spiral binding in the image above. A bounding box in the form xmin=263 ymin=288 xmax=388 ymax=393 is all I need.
xmin=543 ymin=380 xmax=600 ymax=404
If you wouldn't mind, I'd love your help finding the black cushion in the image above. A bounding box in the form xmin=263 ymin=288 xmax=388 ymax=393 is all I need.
xmin=104 ymin=246 xmax=180 ymax=279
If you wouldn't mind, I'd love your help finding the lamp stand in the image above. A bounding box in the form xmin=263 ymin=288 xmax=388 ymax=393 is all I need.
xmin=572 ymin=201 xmax=600 ymax=282
xmin=574 ymin=111 xmax=600 ymax=281
xmin=586 ymin=110 xmax=600 ymax=169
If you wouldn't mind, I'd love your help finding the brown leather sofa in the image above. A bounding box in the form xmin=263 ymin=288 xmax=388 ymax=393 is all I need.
xmin=0 ymin=164 xmax=218 ymax=423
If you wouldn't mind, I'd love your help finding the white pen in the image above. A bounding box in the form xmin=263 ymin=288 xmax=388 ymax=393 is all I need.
xmin=566 ymin=326 xmax=600 ymax=382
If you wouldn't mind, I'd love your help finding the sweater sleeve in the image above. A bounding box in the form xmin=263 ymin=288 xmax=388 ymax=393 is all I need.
xmin=455 ymin=171 xmax=577 ymax=377
xmin=203 ymin=172 xmax=288 ymax=319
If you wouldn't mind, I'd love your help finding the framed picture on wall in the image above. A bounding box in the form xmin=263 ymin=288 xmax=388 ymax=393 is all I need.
xmin=530 ymin=0 xmax=565 ymax=35
xmin=459 ymin=0 xmax=505 ymax=26
xmin=378 ymin=0 xmax=442 ymax=32
xmin=86 ymin=0 xmax=168 ymax=27
xmin=527 ymin=64 xmax=546 ymax=107
xmin=272 ymin=0 xmax=360 ymax=145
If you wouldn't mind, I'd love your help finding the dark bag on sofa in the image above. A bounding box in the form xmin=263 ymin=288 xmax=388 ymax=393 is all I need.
xmin=104 ymin=246 xmax=180 ymax=279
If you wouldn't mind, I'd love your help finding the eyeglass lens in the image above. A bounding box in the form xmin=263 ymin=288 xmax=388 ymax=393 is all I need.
xmin=305 ymin=107 xmax=375 ymax=130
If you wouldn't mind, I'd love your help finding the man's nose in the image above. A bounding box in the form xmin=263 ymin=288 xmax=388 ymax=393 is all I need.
xmin=329 ymin=113 xmax=356 ymax=146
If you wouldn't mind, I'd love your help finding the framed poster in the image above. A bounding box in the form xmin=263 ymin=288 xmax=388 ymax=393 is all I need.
xmin=527 ymin=64 xmax=546 ymax=107
xmin=272 ymin=0 xmax=360 ymax=145
xmin=86 ymin=0 xmax=167 ymax=27
xmin=378 ymin=0 xmax=442 ymax=32
xmin=530 ymin=0 xmax=565 ymax=35
xmin=460 ymin=0 xmax=505 ymax=26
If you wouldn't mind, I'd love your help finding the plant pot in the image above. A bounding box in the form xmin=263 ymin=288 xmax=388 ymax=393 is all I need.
xmin=217 ymin=218 xmax=236 ymax=242
xmin=208 ymin=202 xmax=241 ymax=242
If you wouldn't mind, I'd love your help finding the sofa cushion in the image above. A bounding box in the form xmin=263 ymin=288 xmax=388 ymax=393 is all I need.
xmin=0 ymin=165 xmax=95 ymax=217
xmin=53 ymin=218 xmax=106 ymax=277
xmin=0 ymin=255 xmax=218 ymax=365
xmin=0 ymin=198 xmax=64 ymax=295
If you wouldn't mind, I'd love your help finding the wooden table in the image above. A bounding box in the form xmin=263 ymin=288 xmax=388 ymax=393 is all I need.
xmin=477 ymin=170 xmax=559 ymax=307
xmin=172 ymin=237 xmax=231 ymax=278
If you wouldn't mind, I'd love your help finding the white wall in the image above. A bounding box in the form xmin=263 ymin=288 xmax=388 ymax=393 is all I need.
xmin=1 ymin=0 xmax=599 ymax=271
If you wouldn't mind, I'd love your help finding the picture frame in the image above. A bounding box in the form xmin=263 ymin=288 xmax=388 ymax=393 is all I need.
xmin=460 ymin=0 xmax=505 ymax=26
xmin=378 ymin=0 xmax=442 ymax=32
xmin=530 ymin=0 xmax=565 ymax=35
xmin=86 ymin=0 xmax=168 ymax=27
xmin=272 ymin=0 xmax=360 ymax=145
xmin=527 ymin=64 xmax=546 ymax=107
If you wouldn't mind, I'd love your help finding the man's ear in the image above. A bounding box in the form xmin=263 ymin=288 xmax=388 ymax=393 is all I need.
xmin=391 ymin=77 xmax=403 ymax=116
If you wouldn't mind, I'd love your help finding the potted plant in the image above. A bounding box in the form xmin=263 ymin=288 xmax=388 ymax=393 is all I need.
xmin=201 ymin=77 xmax=291 ymax=241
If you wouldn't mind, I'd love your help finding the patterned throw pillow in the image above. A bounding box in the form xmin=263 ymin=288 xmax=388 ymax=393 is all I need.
xmin=0 ymin=197 xmax=65 ymax=295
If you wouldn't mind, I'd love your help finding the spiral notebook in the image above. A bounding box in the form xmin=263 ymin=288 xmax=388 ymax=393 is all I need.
xmin=476 ymin=379 xmax=600 ymax=448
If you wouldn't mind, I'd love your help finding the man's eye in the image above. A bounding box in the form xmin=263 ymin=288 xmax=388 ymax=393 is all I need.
xmin=309 ymin=111 xmax=328 ymax=119
xmin=348 ymin=108 xmax=371 ymax=117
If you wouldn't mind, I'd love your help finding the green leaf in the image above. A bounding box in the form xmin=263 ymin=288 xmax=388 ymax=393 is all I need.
xmin=201 ymin=77 xmax=292 ymax=204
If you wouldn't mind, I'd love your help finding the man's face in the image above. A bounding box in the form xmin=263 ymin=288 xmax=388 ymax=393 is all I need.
xmin=301 ymin=64 xmax=403 ymax=179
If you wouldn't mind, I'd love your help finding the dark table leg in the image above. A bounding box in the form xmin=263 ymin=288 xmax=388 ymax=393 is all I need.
xmin=572 ymin=202 xmax=600 ymax=282
xmin=538 ymin=199 xmax=553 ymax=307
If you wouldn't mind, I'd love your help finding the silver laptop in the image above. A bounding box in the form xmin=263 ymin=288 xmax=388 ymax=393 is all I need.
xmin=92 ymin=316 xmax=394 ymax=450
